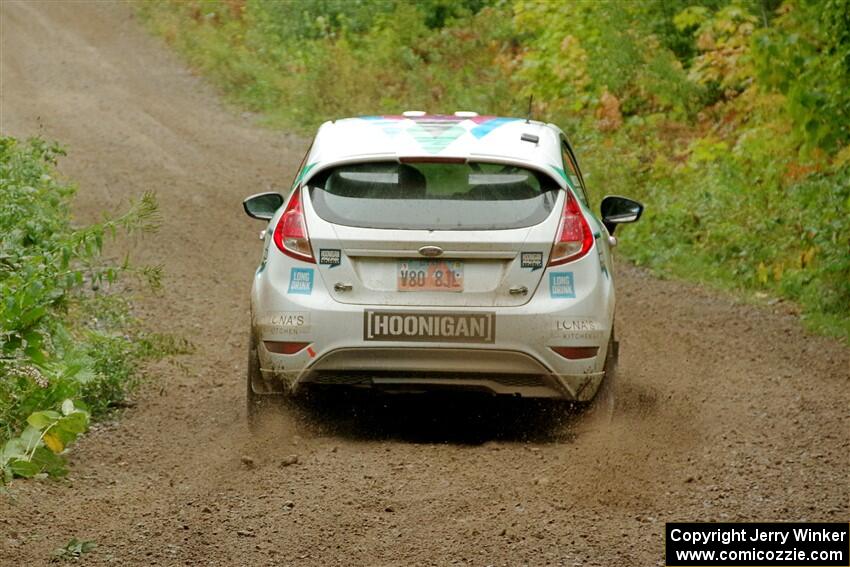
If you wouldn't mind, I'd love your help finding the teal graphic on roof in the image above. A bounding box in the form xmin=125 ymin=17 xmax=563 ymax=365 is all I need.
xmin=358 ymin=115 xmax=521 ymax=154
xmin=470 ymin=117 xmax=518 ymax=138
xmin=408 ymin=122 xmax=467 ymax=153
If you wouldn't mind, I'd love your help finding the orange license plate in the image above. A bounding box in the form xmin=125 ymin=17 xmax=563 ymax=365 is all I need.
xmin=397 ymin=260 xmax=464 ymax=292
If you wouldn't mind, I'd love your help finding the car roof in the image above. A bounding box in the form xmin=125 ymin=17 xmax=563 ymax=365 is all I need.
xmin=297 ymin=114 xmax=572 ymax=189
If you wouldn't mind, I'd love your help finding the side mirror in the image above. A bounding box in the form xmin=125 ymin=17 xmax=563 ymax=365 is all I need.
xmin=243 ymin=192 xmax=284 ymax=220
xmin=600 ymin=195 xmax=644 ymax=234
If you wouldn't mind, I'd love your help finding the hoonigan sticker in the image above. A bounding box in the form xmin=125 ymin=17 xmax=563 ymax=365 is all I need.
xmin=364 ymin=310 xmax=495 ymax=344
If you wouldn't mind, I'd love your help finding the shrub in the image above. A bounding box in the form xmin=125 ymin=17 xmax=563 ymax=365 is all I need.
xmin=0 ymin=137 xmax=186 ymax=481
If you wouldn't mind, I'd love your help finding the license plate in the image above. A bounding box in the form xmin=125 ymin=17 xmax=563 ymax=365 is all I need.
xmin=397 ymin=260 xmax=464 ymax=292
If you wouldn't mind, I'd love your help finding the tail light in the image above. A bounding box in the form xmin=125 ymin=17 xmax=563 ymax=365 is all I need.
xmin=264 ymin=341 xmax=310 ymax=355
xmin=551 ymin=346 xmax=599 ymax=360
xmin=273 ymin=187 xmax=314 ymax=263
xmin=548 ymin=190 xmax=594 ymax=266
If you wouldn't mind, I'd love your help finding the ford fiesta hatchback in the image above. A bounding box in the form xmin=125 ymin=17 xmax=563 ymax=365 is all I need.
xmin=242 ymin=112 xmax=643 ymax=418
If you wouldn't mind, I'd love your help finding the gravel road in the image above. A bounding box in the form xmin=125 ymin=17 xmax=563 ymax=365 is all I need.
xmin=1 ymin=2 xmax=847 ymax=566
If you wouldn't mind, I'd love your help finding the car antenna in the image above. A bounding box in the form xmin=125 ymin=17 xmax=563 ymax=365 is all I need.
xmin=525 ymin=95 xmax=533 ymax=124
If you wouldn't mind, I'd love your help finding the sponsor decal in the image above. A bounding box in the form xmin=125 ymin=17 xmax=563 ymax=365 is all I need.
xmin=549 ymin=272 xmax=576 ymax=299
xmin=554 ymin=318 xmax=600 ymax=332
xmin=553 ymin=318 xmax=604 ymax=340
xmin=287 ymin=268 xmax=314 ymax=295
xmin=319 ymin=248 xmax=341 ymax=268
xmin=364 ymin=310 xmax=495 ymax=344
xmin=521 ymin=252 xmax=544 ymax=271
xmin=556 ymin=331 xmax=605 ymax=341
xmin=258 ymin=311 xmax=310 ymax=336
xmin=268 ymin=312 xmax=309 ymax=327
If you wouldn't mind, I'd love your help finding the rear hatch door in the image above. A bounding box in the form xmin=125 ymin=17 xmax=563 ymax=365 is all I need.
xmin=303 ymin=160 xmax=562 ymax=307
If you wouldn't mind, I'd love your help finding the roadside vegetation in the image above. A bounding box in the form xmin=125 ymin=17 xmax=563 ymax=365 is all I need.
xmin=138 ymin=0 xmax=849 ymax=339
xmin=0 ymin=137 xmax=186 ymax=482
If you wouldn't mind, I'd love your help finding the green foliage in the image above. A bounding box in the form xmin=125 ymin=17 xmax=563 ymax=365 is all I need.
xmin=52 ymin=538 xmax=96 ymax=562
xmin=514 ymin=0 xmax=705 ymax=117
xmin=753 ymin=0 xmax=850 ymax=152
xmin=137 ymin=0 xmax=517 ymax=124
xmin=249 ymin=0 xmax=395 ymax=41
xmin=1 ymin=399 xmax=88 ymax=481
xmin=599 ymin=126 xmax=850 ymax=337
xmin=137 ymin=0 xmax=850 ymax=340
xmin=0 ymin=137 xmax=185 ymax=481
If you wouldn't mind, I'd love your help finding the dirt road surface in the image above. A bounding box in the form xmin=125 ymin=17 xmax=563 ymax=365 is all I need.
xmin=1 ymin=2 xmax=847 ymax=565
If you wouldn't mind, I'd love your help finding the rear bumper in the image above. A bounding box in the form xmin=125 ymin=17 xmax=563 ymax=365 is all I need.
xmin=252 ymin=257 xmax=613 ymax=401
xmin=292 ymin=347 xmax=604 ymax=400
xmin=256 ymin=331 xmax=608 ymax=401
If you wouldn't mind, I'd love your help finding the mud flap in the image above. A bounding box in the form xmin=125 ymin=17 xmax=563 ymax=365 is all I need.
xmin=589 ymin=337 xmax=618 ymax=420
xmin=246 ymin=334 xmax=285 ymax=427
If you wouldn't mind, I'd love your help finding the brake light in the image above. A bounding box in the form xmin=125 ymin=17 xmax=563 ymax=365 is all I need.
xmin=399 ymin=156 xmax=466 ymax=164
xmin=551 ymin=346 xmax=599 ymax=360
xmin=548 ymin=190 xmax=594 ymax=266
xmin=273 ymin=187 xmax=314 ymax=263
xmin=264 ymin=341 xmax=310 ymax=355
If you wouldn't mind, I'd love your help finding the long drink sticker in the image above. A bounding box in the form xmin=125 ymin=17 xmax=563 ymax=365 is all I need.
xmin=549 ymin=272 xmax=576 ymax=298
xmin=287 ymin=268 xmax=314 ymax=295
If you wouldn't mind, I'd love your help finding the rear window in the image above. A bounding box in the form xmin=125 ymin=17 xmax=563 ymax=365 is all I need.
xmin=307 ymin=161 xmax=559 ymax=230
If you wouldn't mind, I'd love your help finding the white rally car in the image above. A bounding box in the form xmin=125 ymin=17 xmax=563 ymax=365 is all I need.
xmin=242 ymin=112 xmax=642 ymax=418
